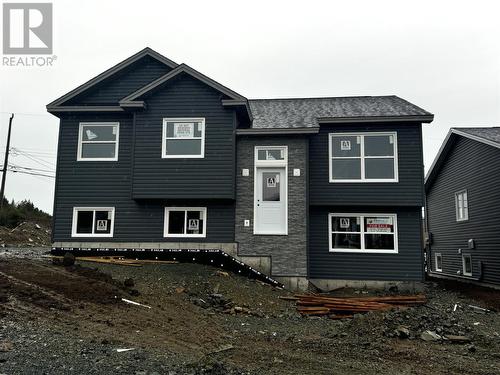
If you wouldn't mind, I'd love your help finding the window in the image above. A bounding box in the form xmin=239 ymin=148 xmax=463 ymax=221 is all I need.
xmin=329 ymin=213 xmax=398 ymax=253
xmin=435 ymin=253 xmax=443 ymax=272
xmin=162 ymin=118 xmax=205 ymax=158
xmin=462 ymin=254 xmax=472 ymax=276
xmin=72 ymin=207 xmax=115 ymax=237
xmin=329 ymin=132 xmax=398 ymax=182
xmin=78 ymin=123 xmax=119 ymax=161
xmin=164 ymin=207 xmax=207 ymax=237
xmin=256 ymin=147 xmax=287 ymax=162
xmin=455 ymin=190 xmax=469 ymax=221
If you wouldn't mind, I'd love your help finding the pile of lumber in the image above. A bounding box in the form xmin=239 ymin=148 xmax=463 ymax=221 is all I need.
xmin=288 ymin=294 xmax=426 ymax=319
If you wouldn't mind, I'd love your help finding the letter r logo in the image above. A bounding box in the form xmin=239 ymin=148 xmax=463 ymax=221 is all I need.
xmin=3 ymin=3 xmax=53 ymax=54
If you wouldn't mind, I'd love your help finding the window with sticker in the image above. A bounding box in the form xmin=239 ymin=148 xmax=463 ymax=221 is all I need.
xmin=329 ymin=213 xmax=398 ymax=253
xmin=78 ymin=123 xmax=119 ymax=161
xmin=72 ymin=207 xmax=115 ymax=237
xmin=162 ymin=118 xmax=205 ymax=158
xmin=329 ymin=132 xmax=398 ymax=182
xmin=164 ymin=207 xmax=207 ymax=237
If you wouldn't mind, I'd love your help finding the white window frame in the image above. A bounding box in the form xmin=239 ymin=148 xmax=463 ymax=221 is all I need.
xmin=164 ymin=207 xmax=207 ymax=238
xmin=77 ymin=122 xmax=119 ymax=161
xmin=328 ymin=213 xmax=398 ymax=254
xmin=455 ymin=190 xmax=469 ymax=222
xmin=71 ymin=207 xmax=115 ymax=238
xmin=462 ymin=254 xmax=472 ymax=276
xmin=435 ymin=253 xmax=443 ymax=272
xmin=162 ymin=118 xmax=205 ymax=159
xmin=253 ymin=146 xmax=288 ymax=235
xmin=328 ymin=132 xmax=398 ymax=183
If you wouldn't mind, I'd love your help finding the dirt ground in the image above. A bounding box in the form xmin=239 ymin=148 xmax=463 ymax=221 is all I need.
xmin=1 ymin=248 xmax=499 ymax=375
xmin=0 ymin=221 xmax=51 ymax=247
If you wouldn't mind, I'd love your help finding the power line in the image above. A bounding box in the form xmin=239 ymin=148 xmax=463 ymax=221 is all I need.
xmin=8 ymin=169 xmax=55 ymax=179
xmin=10 ymin=148 xmax=55 ymax=169
xmin=8 ymin=163 xmax=55 ymax=173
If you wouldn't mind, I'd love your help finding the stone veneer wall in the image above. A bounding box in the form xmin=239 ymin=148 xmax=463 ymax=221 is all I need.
xmin=235 ymin=136 xmax=308 ymax=277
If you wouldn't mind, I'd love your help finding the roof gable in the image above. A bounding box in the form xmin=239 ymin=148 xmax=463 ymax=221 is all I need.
xmin=47 ymin=47 xmax=178 ymax=109
xmin=425 ymin=127 xmax=500 ymax=190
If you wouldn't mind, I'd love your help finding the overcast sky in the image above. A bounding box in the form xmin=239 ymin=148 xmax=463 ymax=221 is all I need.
xmin=1 ymin=0 xmax=499 ymax=214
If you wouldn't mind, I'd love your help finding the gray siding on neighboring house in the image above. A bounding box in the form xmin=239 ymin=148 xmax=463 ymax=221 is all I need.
xmin=308 ymin=206 xmax=424 ymax=281
xmin=427 ymin=137 xmax=500 ymax=285
xmin=132 ymin=73 xmax=236 ymax=199
xmin=235 ymin=136 xmax=308 ymax=277
xmin=52 ymin=113 xmax=235 ymax=243
xmin=309 ymin=123 xmax=424 ymax=206
xmin=66 ymin=55 xmax=172 ymax=105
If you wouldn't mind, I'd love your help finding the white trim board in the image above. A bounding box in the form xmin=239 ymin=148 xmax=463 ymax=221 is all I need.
xmin=253 ymin=146 xmax=288 ymax=236
xmin=71 ymin=207 xmax=115 ymax=238
xmin=164 ymin=207 xmax=207 ymax=238
xmin=328 ymin=213 xmax=399 ymax=254
xmin=328 ymin=132 xmax=398 ymax=183
xmin=161 ymin=118 xmax=205 ymax=159
xmin=77 ymin=122 xmax=120 ymax=161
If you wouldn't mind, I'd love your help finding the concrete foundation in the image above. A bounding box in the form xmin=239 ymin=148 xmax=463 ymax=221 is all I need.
xmin=309 ymin=278 xmax=425 ymax=293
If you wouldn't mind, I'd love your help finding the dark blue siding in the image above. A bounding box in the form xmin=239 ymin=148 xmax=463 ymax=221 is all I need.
xmin=427 ymin=137 xmax=500 ymax=286
xmin=132 ymin=73 xmax=236 ymax=199
xmin=66 ymin=55 xmax=172 ymax=105
xmin=308 ymin=206 xmax=424 ymax=281
xmin=52 ymin=113 xmax=234 ymax=243
xmin=309 ymin=123 xmax=424 ymax=206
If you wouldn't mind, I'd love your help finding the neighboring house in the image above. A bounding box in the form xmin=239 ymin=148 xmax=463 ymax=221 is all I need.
xmin=425 ymin=128 xmax=500 ymax=288
xmin=47 ymin=48 xmax=433 ymax=290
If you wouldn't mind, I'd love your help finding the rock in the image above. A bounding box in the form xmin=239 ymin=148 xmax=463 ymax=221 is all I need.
xmin=124 ymin=278 xmax=135 ymax=287
xmin=28 ymin=238 xmax=34 ymax=242
xmin=444 ymin=335 xmax=471 ymax=343
xmin=0 ymin=340 xmax=13 ymax=352
xmin=35 ymin=224 xmax=41 ymax=229
xmin=175 ymin=287 xmax=185 ymax=294
xmin=395 ymin=326 xmax=410 ymax=339
xmin=467 ymin=344 xmax=476 ymax=352
xmin=62 ymin=252 xmax=75 ymax=267
xmin=215 ymin=270 xmax=230 ymax=277
xmin=421 ymin=330 xmax=442 ymax=341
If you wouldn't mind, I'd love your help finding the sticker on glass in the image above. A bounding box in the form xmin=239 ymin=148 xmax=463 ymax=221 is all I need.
xmin=96 ymin=220 xmax=108 ymax=231
xmin=188 ymin=219 xmax=199 ymax=231
xmin=366 ymin=217 xmax=393 ymax=233
xmin=174 ymin=123 xmax=194 ymax=138
xmin=340 ymin=140 xmax=351 ymax=151
xmin=389 ymin=135 xmax=394 ymax=144
xmin=85 ymin=129 xmax=98 ymax=140
xmin=112 ymin=126 xmax=117 ymax=135
xmin=267 ymin=177 xmax=276 ymax=188
xmin=340 ymin=218 xmax=350 ymax=229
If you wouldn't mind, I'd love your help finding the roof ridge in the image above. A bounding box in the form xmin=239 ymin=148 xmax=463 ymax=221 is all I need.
xmin=249 ymin=95 xmax=397 ymax=101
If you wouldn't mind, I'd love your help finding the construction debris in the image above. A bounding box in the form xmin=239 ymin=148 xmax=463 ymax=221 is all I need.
xmin=421 ymin=330 xmax=442 ymax=341
xmin=294 ymin=294 xmax=427 ymax=319
xmin=121 ymin=298 xmax=151 ymax=309
xmin=51 ymin=255 xmax=179 ymax=267
xmin=116 ymin=348 xmax=135 ymax=353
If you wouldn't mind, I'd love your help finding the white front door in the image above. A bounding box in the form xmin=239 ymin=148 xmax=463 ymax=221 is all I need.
xmin=255 ymin=168 xmax=287 ymax=234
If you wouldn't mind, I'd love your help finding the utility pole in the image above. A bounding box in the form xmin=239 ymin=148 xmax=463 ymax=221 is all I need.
xmin=0 ymin=113 xmax=14 ymax=210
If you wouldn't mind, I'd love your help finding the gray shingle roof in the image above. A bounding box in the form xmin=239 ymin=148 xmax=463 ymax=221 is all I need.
xmin=248 ymin=95 xmax=432 ymax=129
xmin=454 ymin=127 xmax=500 ymax=146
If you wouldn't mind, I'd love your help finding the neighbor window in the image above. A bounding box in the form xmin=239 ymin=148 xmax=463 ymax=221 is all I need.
xmin=78 ymin=123 xmax=119 ymax=161
xmin=72 ymin=207 xmax=115 ymax=237
xmin=435 ymin=253 xmax=443 ymax=272
xmin=164 ymin=207 xmax=207 ymax=237
xmin=462 ymin=254 xmax=472 ymax=276
xmin=329 ymin=213 xmax=398 ymax=253
xmin=455 ymin=190 xmax=469 ymax=221
xmin=329 ymin=132 xmax=398 ymax=182
xmin=162 ymin=118 xmax=205 ymax=158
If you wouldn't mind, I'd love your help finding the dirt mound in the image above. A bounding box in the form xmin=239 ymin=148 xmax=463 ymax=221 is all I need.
xmin=0 ymin=258 xmax=125 ymax=309
xmin=0 ymin=221 xmax=51 ymax=247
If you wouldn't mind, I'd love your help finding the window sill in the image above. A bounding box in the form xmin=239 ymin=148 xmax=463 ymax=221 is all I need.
xmin=71 ymin=234 xmax=114 ymax=238
xmin=162 ymin=155 xmax=204 ymax=159
xmin=164 ymin=235 xmax=207 ymax=238
xmin=329 ymin=249 xmax=398 ymax=254
xmin=329 ymin=179 xmax=399 ymax=183
xmin=77 ymin=158 xmax=118 ymax=162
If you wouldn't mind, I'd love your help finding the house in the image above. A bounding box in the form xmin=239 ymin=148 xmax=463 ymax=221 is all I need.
xmin=425 ymin=127 xmax=500 ymax=289
xmin=47 ymin=48 xmax=433 ymax=290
